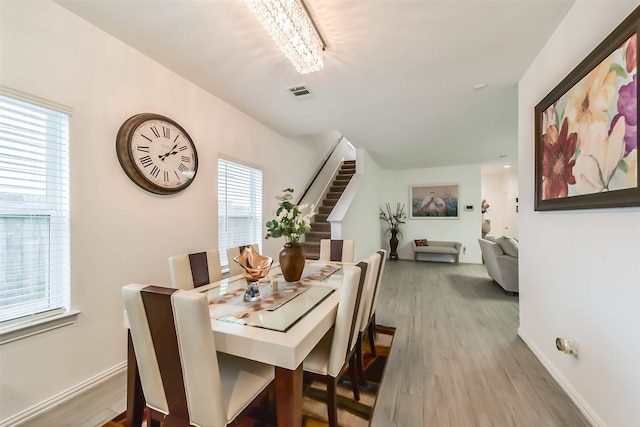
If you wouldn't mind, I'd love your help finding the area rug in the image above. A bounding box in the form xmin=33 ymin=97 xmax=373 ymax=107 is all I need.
xmin=297 ymin=325 xmax=395 ymax=427
xmin=104 ymin=325 xmax=395 ymax=427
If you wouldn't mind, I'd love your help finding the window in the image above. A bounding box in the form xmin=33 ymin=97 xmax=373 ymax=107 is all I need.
xmin=0 ymin=91 xmax=71 ymax=330
xmin=217 ymin=159 xmax=262 ymax=269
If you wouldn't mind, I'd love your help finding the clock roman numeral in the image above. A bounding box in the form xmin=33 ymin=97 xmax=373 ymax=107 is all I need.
xmin=173 ymin=135 xmax=181 ymax=143
xmin=150 ymin=125 xmax=161 ymax=138
xmin=164 ymin=170 xmax=169 ymax=182
xmin=178 ymin=145 xmax=188 ymax=152
xmin=139 ymin=155 xmax=153 ymax=167
xmin=136 ymin=146 xmax=150 ymax=153
xmin=150 ymin=165 xmax=160 ymax=178
xmin=178 ymin=163 xmax=189 ymax=173
xmin=181 ymin=156 xmax=191 ymax=163
xmin=163 ymin=126 xmax=170 ymax=139
xmin=141 ymin=134 xmax=153 ymax=142
xmin=174 ymin=170 xmax=181 ymax=180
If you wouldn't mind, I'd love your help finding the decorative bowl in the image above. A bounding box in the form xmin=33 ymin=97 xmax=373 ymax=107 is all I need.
xmin=233 ymin=246 xmax=273 ymax=302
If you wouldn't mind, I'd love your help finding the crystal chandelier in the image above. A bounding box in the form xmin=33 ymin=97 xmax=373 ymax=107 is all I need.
xmin=244 ymin=0 xmax=324 ymax=74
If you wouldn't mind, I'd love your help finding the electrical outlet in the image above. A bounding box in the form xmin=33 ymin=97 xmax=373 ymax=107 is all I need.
xmin=463 ymin=246 xmax=467 ymax=254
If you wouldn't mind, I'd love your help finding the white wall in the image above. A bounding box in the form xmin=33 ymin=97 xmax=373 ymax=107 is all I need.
xmin=386 ymin=164 xmax=483 ymax=263
xmin=518 ymin=2 xmax=640 ymax=426
xmin=481 ymin=172 xmax=509 ymax=235
xmin=481 ymin=168 xmax=519 ymax=238
xmin=0 ymin=1 xmax=326 ymax=422
xmin=506 ymin=168 xmax=519 ymax=238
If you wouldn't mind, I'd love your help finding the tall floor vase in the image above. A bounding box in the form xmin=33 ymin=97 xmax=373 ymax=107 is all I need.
xmin=389 ymin=229 xmax=399 ymax=260
xmin=279 ymin=243 xmax=306 ymax=282
xmin=482 ymin=219 xmax=491 ymax=235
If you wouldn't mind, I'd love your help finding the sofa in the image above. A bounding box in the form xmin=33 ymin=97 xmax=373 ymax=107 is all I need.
xmin=477 ymin=235 xmax=519 ymax=293
xmin=412 ymin=239 xmax=462 ymax=264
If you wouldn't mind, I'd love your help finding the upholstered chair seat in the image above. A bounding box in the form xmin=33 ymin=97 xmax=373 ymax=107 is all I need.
xmin=300 ymin=331 xmax=333 ymax=376
xmin=216 ymin=352 xmax=273 ymax=422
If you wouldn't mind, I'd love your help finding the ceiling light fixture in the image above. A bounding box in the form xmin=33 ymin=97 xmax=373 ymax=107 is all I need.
xmin=244 ymin=0 xmax=325 ymax=75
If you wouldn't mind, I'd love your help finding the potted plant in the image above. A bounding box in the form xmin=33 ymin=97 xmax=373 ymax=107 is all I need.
xmin=265 ymin=188 xmax=315 ymax=281
xmin=379 ymin=202 xmax=406 ymax=260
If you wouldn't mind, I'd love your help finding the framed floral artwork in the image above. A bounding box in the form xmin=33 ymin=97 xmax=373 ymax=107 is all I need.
xmin=410 ymin=184 xmax=459 ymax=218
xmin=534 ymin=7 xmax=640 ymax=211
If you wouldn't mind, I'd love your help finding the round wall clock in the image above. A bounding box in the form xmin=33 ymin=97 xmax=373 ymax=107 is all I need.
xmin=116 ymin=113 xmax=198 ymax=195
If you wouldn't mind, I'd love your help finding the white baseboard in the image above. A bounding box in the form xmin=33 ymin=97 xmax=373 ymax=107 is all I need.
xmin=1 ymin=362 xmax=127 ymax=427
xmin=517 ymin=328 xmax=603 ymax=427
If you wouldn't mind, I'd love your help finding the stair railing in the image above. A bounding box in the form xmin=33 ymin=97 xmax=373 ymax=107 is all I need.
xmin=296 ymin=136 xmax=356 ymax=206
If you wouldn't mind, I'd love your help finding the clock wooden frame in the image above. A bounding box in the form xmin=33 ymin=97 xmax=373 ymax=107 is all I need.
xmin=116 ymin=113 xmax=198 ymax=195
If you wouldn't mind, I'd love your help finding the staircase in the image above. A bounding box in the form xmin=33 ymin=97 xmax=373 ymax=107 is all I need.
xmin=301 ymin=160 xmax=356 ymax=260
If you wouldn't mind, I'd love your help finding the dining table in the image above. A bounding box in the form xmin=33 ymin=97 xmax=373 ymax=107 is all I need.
xmin=125 ymin=260 xmax=349 ymax=427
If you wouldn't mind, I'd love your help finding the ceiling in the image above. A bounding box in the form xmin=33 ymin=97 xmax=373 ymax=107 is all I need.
xmin=54 ymin=0 xmax=574 ymax=172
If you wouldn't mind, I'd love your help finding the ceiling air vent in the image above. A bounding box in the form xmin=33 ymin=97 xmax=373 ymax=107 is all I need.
xmin=288 ymin=85 xmax=312 ymax=97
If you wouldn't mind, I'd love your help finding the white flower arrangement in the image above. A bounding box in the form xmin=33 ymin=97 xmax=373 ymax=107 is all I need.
xmin=265 ymin=188 xmax=315 ymax=245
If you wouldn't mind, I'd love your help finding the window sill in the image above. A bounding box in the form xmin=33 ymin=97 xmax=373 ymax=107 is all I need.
xmin=0 ymin=310 xmax=80 ymax=345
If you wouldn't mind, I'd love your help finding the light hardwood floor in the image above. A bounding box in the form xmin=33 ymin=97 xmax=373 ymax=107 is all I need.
xmin=370 ymin=260 xmax=591 ymax=427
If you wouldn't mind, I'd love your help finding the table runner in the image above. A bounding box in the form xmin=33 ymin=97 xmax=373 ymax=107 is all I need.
xmin=204 ymin=263 xmax=340 ymax=331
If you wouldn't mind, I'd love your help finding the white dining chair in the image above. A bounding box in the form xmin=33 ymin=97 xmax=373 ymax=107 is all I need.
xmin=319 ymin=239 xmax=355 ymax=263
xmin=168 ymin=249 xmax=223 ymax=289
xmin=302 ymin=261 xmax=368 ymax=427
xmin=355 ymin=250 xmax=385 ymax=386
xmin=226 ymin=244 xmax=260 ymax=276
xmin=365 ymin=249 xmax=387 ymax=357
xmin=122 ymin=284 xmax=274 ymax=427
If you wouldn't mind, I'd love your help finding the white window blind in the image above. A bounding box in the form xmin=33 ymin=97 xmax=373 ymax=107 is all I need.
xmin=0 ymin=93 xmax=70 ymax=325
xmin=218 ymin=159 xmax=262 ymax=268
